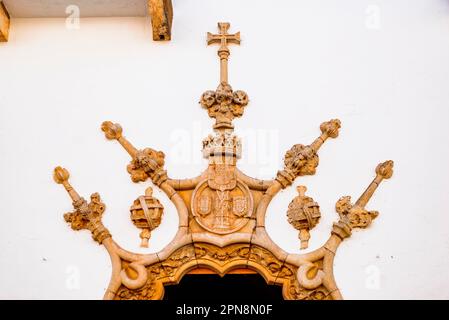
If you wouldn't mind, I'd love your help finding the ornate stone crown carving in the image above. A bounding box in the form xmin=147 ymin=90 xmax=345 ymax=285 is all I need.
xmin=202 ymin=131 xmax=242 ymax=159
xmin=54 ymin=22 xmax=394 ymax=300
xmin=200 ymin=83 xmax=249 ymax=130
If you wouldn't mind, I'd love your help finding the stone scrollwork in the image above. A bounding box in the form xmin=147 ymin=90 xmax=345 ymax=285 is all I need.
xmin=116 ymin=280 xmax=157 ymax=300
xmin=120 ymin=262 xmax=148 ymax=290
xmin=288 ymin=283 xmax=331 ymax=301
xmin=160 ymin=245 xmax=197 ymax=278
xmin=195 ymin=243 xmax=250 ymax=264
xmin=296 ymin=262 xmax=325 ymax=290
xmin=113 ymin=243 xmax=332 ymax=301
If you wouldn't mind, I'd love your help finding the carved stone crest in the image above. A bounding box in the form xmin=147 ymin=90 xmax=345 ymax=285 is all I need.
xmin=192 ymin=179 xmax=253 ymax=234
xmin=232 ymin=196 xmax=247 ymax=217
xmin=207 ymin=164 xmax=237 ymax=190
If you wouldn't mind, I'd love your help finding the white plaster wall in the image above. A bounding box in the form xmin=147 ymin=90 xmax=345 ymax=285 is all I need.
xmin=0 ymin=0 xmax=448 ymax=300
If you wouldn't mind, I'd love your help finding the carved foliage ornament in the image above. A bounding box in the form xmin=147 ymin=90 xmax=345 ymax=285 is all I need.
xmin=54 ymin=22 xmax=394 ymax=300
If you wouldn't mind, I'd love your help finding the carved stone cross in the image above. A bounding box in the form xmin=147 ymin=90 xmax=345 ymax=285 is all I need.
xmin=207 ymin=22 xmax=241 ymax=84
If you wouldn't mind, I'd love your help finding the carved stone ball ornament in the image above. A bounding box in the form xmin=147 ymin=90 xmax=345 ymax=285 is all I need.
xmin=130 ymin=187 xmax=164 ymax=247
xmin=54 ymin=22 xmax=394 ymax=300
xmin=287 ymin=186 xmax=321 ymax=250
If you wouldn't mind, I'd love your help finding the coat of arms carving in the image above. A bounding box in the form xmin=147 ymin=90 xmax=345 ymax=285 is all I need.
xmin=192 ymin=178 xmax=253 ymax=234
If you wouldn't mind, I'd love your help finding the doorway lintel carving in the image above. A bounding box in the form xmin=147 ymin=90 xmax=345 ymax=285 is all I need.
xmin=53 ymin=23 xmax=394 ymax=300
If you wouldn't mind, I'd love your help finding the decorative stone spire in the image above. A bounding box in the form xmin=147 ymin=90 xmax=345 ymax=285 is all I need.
xmin=207 ymin=22 xmax=241 ymax=84
xmin=53 ymin=167 xmax=111 ymax=244
xmin=201 ymin=23 xmax=249 ymax=130
xmin=335 ymin=160 xmax=394 ymax=230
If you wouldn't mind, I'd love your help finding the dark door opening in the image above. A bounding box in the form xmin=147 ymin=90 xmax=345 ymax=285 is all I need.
xmin=163 ymin=274 xmax=284 ymax=301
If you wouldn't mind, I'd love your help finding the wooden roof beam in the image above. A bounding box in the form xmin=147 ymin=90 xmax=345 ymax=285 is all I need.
xmin=0 ymin=1 xmax=10 ymax=42
xmin=148 ymin=0 xmax=173 ymax=41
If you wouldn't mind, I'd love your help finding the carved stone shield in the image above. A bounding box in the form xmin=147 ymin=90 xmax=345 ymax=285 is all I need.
xmin=198 ymin=196 xmax=212 ymax=217
xmin=233 ymin=196 xmax=247 ymax=217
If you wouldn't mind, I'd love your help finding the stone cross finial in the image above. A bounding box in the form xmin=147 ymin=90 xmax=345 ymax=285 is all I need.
xmin=207 ymin=22 xmax=241 ymax=84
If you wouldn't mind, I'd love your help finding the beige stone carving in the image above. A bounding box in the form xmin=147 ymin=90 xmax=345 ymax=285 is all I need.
xmin=191 ymin=178 xmax=253 ymax=234
xmin=54 ymin=23 xmax=394 ymax=300
xmin=287 ymin=186 xmax=321 ymax=249
xmin=0 ymin=1 xmax=10 ymax=42
xmin=202 ymin=131 xmax=242 ymax=159
xmin=335 ymin=160 xmax=394 ymax=229
xmin=130 ymin=187 xmax=164 ymax=247
xmin=200 ymin=23 xmax=248 ymax=130
xmin=277 ymin=119 xmax=341 ymax=188
xmin=53 ymin=167 xmax=111 ymax=244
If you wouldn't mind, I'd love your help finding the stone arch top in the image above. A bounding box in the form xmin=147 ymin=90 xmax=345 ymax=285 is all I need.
xmin=53 ymin=22 xmax=394 ymax=301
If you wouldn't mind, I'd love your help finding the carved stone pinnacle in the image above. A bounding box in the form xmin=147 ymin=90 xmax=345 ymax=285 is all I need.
xmin=202 ymin=23 xmax=248 ymax=130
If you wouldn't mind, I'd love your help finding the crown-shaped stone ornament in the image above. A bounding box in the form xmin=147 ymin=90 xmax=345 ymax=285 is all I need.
xmin=202 ymin=131 xmax=242 ymax=159
xmin=200 ymin=84 xmax=249 ymax=130
xmin=54 ymin=23 xmax=394 ymax=300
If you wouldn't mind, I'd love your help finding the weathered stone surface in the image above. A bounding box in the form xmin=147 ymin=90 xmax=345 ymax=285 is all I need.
xmin=148 ymin=0 xmax=173 ymax=41
xmin=0 ymin=1 xmax=10 ymax=42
